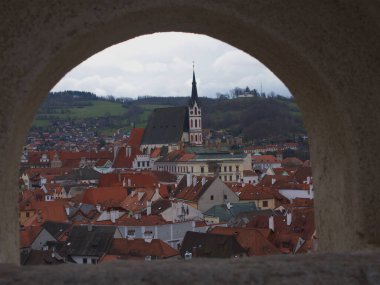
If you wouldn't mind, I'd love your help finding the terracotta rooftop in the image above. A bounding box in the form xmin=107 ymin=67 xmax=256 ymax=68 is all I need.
xmin=238 ymin=184 xmax=275 ymax=201
xmin=20 ymin=226 xmax=42 ymax=248
xmin=82 ymin=186 xmax=127 ymax=207
xmin=108 ymin=238 xmax=179 ymax=259
xmin=209 ymin=226 xmax=280 ymax=256
xmin=127 ymin=128 xmax=145 ymax=148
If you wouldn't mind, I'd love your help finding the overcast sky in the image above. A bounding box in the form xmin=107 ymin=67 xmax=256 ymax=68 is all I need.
xmin=52 ymin=32 xmax=291 ymax=98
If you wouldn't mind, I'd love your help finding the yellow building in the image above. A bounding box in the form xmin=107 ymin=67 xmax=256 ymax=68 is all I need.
xmin=233 ymin=184 xmax=276 ymax=210
xmin=154 ymin=150 xmax=251 ymax=183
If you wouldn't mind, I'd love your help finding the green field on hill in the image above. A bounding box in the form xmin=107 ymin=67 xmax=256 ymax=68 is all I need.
xmin=31 ymin=100 xmax=169 ymax=135
xmin=31 ymin=91 xmax=306 ymax=140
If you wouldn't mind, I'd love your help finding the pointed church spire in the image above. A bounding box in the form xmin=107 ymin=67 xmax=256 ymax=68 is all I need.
xmin=189 ymin=61 xmax=200 ymax=107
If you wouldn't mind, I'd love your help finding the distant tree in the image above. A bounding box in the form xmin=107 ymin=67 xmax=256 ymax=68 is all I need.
xmin=216 ymin=92 xmax=230 ymax=100
xmin=99 ymin=138 xmax=106 ymax=148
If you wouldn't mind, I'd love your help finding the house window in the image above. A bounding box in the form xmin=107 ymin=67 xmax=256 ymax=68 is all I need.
xmin=142 ymin=161 xmax=145 ymax=167
xmin=195 ymin=134 xmax=198 ymax=142
xmin=190 ymin=119 xmax=193 ymax=128
xmin=83 ymin=258 xmax=88 ymax=264
xmin=224 ymin=166 xmax=227 ymax=172
xmin=195 ymin=107 xmax=197 ymax=114
xmin=224 ymin=194 xmax=227 ymax=200
xmin=26 ymin=212 xmax=30 ymax=218
xmin=137 ymin=161 xmax=141 ymax=167
xmin=195 ymin=119 xmax=198 ymax=128
xmin=262 ymin=201 xmax=269 ymax=207
xmin=147 ymin=161 xmax=150 ymax=167
xmin=210 ymin=195 xmax=214 ymax=200
xmin=236 ymin=175 xmax=239 ymax=180
xmin=91 ymin=259 xmax=97 ymax=264
xmin=224 ymin=176 xmax=227 ymax=181
xmin=229 ymin=176 xmax=233 ymax=181
xmin=236 ymin=165 xmax=239 ymax=171
xmin=201 ymin=167 xmax=204 ymax=173
xmin=229 ymin=166 xmax=232 ymax=172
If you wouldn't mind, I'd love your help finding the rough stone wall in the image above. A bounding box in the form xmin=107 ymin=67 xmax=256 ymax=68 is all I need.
xmin=0 ymin=0 xmax=379 ymax=264
xmin=2 ymin=251 xmax=379 ymax=284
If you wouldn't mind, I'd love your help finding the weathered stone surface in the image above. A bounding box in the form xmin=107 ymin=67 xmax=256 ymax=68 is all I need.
xmin=1 ymin=252 xmax=379 ymax=284
xmin=0 ymin=0 xmax=379 ymax=264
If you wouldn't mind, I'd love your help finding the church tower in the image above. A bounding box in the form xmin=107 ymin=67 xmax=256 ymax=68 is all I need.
xmin=188 ymin=65 xmax=203 ymax=146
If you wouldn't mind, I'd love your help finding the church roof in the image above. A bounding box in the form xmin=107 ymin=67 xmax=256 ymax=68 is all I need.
xmin=141 ymin=107 xmax=189 ymax=145
xmin=188 ymin=70 xmax=201 ymax=107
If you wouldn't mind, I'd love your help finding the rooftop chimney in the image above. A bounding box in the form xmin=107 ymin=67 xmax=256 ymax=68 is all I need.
xmin=201 ymin=177 xmax=206 ymax=186
xmin=186 ymin=173 xmax=192 ymax=187
xmin=192 ymin=177 xmax=197 ymax=186
xmin=110 ymin=209 xmax=117 ymax=223
xmin=269 ymin=216 xmax=274 ymax=231
xmin=147 ymin=200 xmax=152 ymax=216
xmin=126 ymin=146 xmax=132 ymax=157
xmin=143 ymin=230 xmax=154 ymax=243
xmin=286 ymin=212 xmax=292 ymax=226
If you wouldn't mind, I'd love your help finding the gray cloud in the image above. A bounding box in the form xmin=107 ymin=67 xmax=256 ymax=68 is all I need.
xmin=52 ymin=32 xmax=291 ymax=98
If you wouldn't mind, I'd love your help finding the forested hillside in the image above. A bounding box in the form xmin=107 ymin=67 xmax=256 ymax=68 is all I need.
xmin=32 ymin=91 xmax=306 ymax=141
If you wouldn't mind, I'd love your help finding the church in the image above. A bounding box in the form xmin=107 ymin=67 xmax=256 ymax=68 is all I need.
xmin=140 ymin=68 xmax=203 ymax=154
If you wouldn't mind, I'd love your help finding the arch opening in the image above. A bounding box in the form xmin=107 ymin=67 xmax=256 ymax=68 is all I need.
xmin=1 ymin=1 xmax=379 ymax=267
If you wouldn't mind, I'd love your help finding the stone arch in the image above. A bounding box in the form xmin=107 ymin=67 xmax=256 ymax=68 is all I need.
xmin=0 ymin=1 xmax=379 ymax=265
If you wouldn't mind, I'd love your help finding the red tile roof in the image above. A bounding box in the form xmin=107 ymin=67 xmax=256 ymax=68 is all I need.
xmin=98 ymin=171 xmax=175 ymax=188
xmin=108 ymin=238 xmax=178 ymax=259
xmin=281 ymin=157 xmax=304 ymax=168
xmin=127 ymin=128 xmax=145 ymax=148
xmin=82 ymin=186 xmax=127 ymax=207
xmin=174 ymin=176 xmax=216 ymax=202
xmin=252 ymin=155 xmax=278 ymax=163
xmin=23 ymin=200 xmax=68 ymax=226
xmin=293 ymin=166 xmax=312 ymax=184
xmin=112 ymin=214 xmax=168 ymax=226
xmin=112 ymin=146 xmax=142 ymax=169
xmin=20 ymin=226 xmax=42 ymax=248
xmin=243 ymin=170 xmax=257 ymax=176
xmin=120 ymin=188 xmax=156 ymax=212
xmin=209 ymin=226 xmax=280 ymax=256
xmin=238 ymin=184 xmax=275 ymax=201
